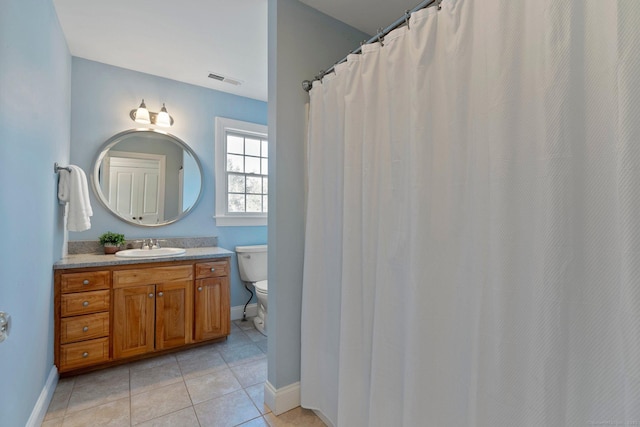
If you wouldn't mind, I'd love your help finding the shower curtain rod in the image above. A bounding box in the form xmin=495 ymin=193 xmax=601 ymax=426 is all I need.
xmin=302 ymin=0 xmax=439 ymax=91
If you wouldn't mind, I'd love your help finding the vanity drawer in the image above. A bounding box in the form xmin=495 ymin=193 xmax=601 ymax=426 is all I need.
xmin=60 ymin=312 xmax=110 ymax=344
xmin=60 ymin=337 xmax=109 ymax=371
xmin=61 ymin=290 xmax=110 ymax=316
xmin=60 ymin=271 xmax=110 ymax=293
xmin=113 ymin=265 xmax=193 ymax=288
xmin=195 ymin=260 xmax=229 ymax=279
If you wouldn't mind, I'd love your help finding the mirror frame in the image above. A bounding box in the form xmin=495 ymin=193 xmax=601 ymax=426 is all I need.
xmin=91 ymin=128 xmax=204 ymax=227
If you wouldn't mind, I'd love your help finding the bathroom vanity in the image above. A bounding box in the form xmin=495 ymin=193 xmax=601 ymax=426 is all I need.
xmin=53 ymin=247 xmax=232 ymax=375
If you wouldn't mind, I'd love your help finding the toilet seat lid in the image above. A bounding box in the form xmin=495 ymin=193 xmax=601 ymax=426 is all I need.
xmin=255 ymin=280 xmax=268 ymax=293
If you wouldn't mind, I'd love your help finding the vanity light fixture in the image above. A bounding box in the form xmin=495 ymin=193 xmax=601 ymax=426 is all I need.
xmin=129 ymin=99 xmax=174 ymax=127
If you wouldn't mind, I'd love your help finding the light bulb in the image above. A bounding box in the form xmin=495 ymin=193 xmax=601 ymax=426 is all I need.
xmin=135 ymin=99 xmax=151 ymax=124
xmin=156 ymin=103 xmax=171 ymax=127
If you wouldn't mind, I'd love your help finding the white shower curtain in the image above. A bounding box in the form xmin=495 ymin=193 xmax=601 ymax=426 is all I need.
xmin=301 ymin=1 xmax=640 ymax=426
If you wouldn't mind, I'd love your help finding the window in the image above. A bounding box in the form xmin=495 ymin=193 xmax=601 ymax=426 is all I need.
xmin=215 ymin=117 xmax=268 ymax=226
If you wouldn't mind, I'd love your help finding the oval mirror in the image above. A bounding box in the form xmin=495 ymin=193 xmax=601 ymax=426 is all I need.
xmin=92 ymin=129 xmax=203 ymax=227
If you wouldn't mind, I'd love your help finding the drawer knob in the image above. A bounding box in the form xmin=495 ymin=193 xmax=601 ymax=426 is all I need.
xmin=83 ymin=326 xmax=89 ymax=332
xmin=158 ymin=292 xmax=164 ymax=297
xmin=210 ymin=268 xmax=216 ymax=272
xmin=82 ymin=352 xmax=89 ymax=358
xmin=82 ymin=301 xmax=89 ymax=307
xmin=197 ymin=286 xmax=203 ymax=292
xmin=149 ymin=293 xmax=154 ymax=298
xmin=83 ymin=280 xmax=90 ymax=285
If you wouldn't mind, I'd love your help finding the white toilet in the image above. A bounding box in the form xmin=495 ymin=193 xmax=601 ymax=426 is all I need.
xmin=235 ymin=245 xmax=268 ymax=336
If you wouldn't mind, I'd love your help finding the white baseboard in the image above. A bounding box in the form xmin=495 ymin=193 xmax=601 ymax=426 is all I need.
xmin=231 ymin=303 xmax=258 ymax=321
xmin=264 ymin=381 xmax=300 ymax=415
xmin=26 ymin=365 xmax=58 ymax=427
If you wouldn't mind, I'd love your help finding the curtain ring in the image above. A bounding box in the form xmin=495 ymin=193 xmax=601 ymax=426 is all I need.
xmin=405 ymin=10 xmax=411 ymax=30
xmin=437 ymin=0 xmax=443 ymax=10
xmin=377 ymin=28 xmax=385 ymax=46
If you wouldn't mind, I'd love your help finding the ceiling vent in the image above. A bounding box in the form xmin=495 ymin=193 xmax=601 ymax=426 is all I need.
xmin=208 ymin=72 xmax=242 ymax=86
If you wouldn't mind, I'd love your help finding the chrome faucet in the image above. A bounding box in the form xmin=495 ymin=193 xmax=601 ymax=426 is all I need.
xmin=140 ymin=238 xmax=162 ymax=249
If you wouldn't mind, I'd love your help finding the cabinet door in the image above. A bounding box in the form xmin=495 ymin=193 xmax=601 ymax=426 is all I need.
xmin=194 ymin=277 xmax=230 ymax=341
xmin=156 ymin=280 xmax=193 ymax=350
xmin=113 ymin=285 xmax=155 ymax=359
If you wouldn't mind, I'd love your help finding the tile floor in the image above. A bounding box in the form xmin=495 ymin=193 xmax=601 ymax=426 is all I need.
xmin=42 ymin=318 xmax=325 ymax=427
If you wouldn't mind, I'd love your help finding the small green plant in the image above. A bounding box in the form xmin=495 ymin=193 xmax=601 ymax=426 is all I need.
xmin=98 ymin=231 xmax=126 ymax=247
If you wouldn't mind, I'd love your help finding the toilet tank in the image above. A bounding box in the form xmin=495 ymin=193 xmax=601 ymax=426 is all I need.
xmin=235 ymin=245 xmax=268 ymax=282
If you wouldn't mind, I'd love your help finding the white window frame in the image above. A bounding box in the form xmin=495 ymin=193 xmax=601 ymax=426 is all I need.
xmin=214 ymin=117 xmax=268 ymax=226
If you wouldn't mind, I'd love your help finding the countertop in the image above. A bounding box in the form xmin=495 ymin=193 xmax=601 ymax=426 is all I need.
xmin=54 ymin=247 xmax=234 ymax=270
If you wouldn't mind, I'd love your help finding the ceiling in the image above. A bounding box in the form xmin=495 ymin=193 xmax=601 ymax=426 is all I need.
xmin=53 ymin=0 xmax=421 ymax=102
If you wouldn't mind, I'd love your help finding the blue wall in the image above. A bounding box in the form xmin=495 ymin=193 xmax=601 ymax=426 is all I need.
xmin=69 ymin=58 xmax=267 ymax=307
xmin=0 ymin=0 xmax=71 ymax=425
xmin=267 ymin=0 xmax=369 ymax=390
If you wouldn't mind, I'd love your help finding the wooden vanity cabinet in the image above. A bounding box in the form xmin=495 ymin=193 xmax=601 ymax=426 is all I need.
xmin=54 ymin=256 xmax=231 ymax=374
xmin=194 ymin=260 xmax=230 ymax=341
xmin=112 ymin=265 xmax=193 ymax=359
xmin=54 ymin=270 xmax=111 ymax=373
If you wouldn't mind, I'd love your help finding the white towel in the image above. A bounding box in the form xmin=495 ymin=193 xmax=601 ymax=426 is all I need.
xmin=58 ymin=165 xmax=93 ymax=232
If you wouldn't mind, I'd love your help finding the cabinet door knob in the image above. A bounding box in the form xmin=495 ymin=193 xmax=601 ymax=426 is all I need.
xmin=210 ymin=268 xmax=216 ymax=272
xmin=158 ymin=292 xmax=164 ymax=297
xmin=83 ymin=279 xmax=90 ymax=285
xmin=82 ymin=301 xmax=89 ymax=307
xmin=149 ymin=293 xmax=154 ymax=298
xmin=83 ymin=326 xmax=89 ymax=332
xmin=197 ymin=286 xmax=203 ymax=292
xmin=82 ymin=352 xmax=89 ymax=358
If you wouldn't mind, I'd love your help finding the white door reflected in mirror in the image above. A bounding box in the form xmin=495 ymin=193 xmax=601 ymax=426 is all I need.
xmin=103 ymin=152 xmax=165 ymax=224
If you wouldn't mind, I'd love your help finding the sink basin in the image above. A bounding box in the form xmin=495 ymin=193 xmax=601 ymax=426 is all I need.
xmin=115 ymin=247 xmax=186 ymax=258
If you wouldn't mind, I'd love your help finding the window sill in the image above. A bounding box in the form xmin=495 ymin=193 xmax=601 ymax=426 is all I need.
xmin=214 ymin=215 xmax=267 ymax=227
